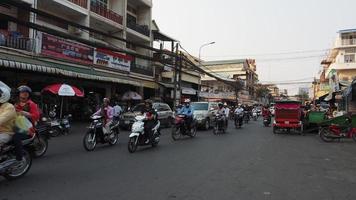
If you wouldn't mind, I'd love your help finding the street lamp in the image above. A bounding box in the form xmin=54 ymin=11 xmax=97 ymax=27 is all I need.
xmin=198 ymin=41 xmax=215 ymax=101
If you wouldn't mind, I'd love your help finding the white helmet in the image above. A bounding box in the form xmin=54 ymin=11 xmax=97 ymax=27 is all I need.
xmin=184 ymin=99 xmax=191 ymax=103
xmin=0 ymin=86 xmax=11 ymax=103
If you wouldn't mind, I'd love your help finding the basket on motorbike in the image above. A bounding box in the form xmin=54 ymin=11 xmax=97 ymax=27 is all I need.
xmin=273 ymin=101 xmax=303 ymax=134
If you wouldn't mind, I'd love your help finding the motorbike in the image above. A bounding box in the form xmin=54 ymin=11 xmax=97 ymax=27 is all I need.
xmin=83 ymin=116 xmax=120 ymax=151
xmin=31 ymin=116 xmax=51 ymax=158
xmin=252 ymin=111 xmax=258 ymax=121
xmin=319 ymin=120 xmax=356 ymax=142
xmin=128 ymin=115 xmax=160 ymax=153
xmin=243 ymin=111 xmax=250 ymax=124
xmin=0 ymin=136 xmax=33 ymax=180
xmin=172 ymin=114 xmax=197 ymax=140
xmin=234 ymin=113 xmax=243 ymax=128
xmin=48 ymin=107 xmax=71 ymax=137
xmin=213 ymin=114 xmax=227 ymax=135
xmin=263 ymin=116 xmax=271 ymax=127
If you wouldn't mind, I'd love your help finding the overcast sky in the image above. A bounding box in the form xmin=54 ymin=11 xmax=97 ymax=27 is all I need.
xmin=152 ymin=0 xmax=356 ymax=95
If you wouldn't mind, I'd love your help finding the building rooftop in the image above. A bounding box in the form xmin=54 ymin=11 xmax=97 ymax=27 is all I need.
xmin=202 ymin=59 xmax=246 ymax=66
xmin=338 ymin=29 xmax=356 ymax=34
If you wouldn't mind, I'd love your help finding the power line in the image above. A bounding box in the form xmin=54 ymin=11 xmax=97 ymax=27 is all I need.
xmin=203 ymin=49 xmax=329 ymax=58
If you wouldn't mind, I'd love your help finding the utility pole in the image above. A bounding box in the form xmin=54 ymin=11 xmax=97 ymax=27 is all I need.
xmin=173 ymin=43 xmax=179 ymax=110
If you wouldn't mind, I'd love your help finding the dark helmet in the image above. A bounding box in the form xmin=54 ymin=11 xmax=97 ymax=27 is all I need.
xmin=17 ymin=85 xmax=32 ymax=94
xmin=218 ymin=103 xmax=223 ymax=108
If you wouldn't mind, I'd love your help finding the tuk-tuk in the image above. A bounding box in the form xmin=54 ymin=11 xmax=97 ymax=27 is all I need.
xmin=273 ymin=101 xmax=303 ymax=134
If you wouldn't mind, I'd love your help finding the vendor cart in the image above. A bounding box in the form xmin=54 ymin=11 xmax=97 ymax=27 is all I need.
xmin=273 ymin=101 xmax=303 ymax=134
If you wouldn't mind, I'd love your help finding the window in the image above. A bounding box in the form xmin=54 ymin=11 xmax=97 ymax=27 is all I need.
xmin=344 ymin=54 xmax=355 ymax=63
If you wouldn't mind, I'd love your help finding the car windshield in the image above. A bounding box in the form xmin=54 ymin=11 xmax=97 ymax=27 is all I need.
xmin=132 ymin=104 xmax=145 ymax=112
xmin=191 ymin=103 xmax=209 ymax=111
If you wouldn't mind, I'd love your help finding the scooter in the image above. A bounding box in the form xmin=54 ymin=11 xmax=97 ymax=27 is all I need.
xmin=172 ymin=114 xmax=197 ymax=140
xmin=319 ymin=118 xmax=356 ymax=142
xmin=263 ymin=116 xmax=271 ymax=127
xmin=48 ymin=106 xmax=71 ymax=137
xmin=213 ymin=114 xmax=227 ymax=135
xmin=128 ymin=116 xmax=160 ymax=153
xmin=252 ymin=111 xmax=258 ymax=121
xmin=234 ymin=113 xmax=243 ymax=128
xmin=243 ymin=111 xmax=250 ymax=124
xmin=0 ymin=136 xmax=33 ymax=180
xmin=83 ymin=116 xmax=120 ymax=151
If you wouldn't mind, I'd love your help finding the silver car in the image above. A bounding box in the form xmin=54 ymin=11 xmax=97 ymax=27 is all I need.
xmin=120 ymin=102 xmax=174 ymax=129
xmin=191 ymin=102 xmax=219 ymax=130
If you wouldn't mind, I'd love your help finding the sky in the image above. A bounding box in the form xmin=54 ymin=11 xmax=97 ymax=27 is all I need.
xmin=152 ymin=0 xmax=356 ymax=95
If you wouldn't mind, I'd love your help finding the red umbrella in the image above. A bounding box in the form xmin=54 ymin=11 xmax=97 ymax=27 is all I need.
xmin=42 ymin=83 xmax=84 ymax=97
xmin=42 ymin=84 xmax=84 ymax=118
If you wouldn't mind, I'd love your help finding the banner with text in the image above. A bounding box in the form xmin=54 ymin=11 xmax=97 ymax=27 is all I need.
xmin=94 ymin=48 xmax=133 ymax=72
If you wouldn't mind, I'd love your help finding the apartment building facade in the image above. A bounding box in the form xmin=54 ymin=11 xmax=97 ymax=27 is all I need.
xmin=0 ymin=0 xmax=158 ymax=119
xmin=200 ymin=59 xmax=258 ymax=104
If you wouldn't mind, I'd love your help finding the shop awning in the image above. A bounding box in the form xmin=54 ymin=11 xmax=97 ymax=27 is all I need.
xmin=158 ymin=82 xmax=174 ymax=89
xmin=0 ymin=53 xmax=142 ymax=87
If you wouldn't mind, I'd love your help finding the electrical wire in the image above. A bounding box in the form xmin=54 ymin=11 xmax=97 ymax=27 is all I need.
xmin=203 ymin=49 xmax=330 ymax=58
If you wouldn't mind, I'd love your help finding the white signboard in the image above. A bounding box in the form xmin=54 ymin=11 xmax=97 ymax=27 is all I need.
xmin=94 ymin=48 xmax=132 ymax=72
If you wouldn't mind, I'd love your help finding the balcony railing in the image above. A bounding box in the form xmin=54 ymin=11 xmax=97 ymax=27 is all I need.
xmin=90 ymin=1 xmax=123 ymax=25
xmin=341 ymin=38 xmax=356 ymax=46
xmin=127 ymin=21 xmax=150 ymax=37
xmin=0 ymin=35 xmax=35 ymax=52
xmin=68 ymin=0 xmax=88 ymax=8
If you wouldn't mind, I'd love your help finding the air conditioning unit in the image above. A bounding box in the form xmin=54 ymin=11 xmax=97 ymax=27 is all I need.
xmin=68 ymin=26 xmax=82 ymax=35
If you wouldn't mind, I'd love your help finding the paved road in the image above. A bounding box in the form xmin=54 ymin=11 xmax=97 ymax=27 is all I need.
xmin=1 ymin=119 xmax=356 ymax=200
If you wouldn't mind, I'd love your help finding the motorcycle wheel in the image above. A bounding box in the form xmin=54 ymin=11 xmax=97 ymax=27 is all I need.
xmin=213 ymin=126 xmax=218 ymax=135
xmin=32 ymin=135 xmax=48 ymax=158
xmin=273 ymin=126 xmax=278 ymax=134
xmin=128 ymin=136 xmax=138 ymax=153
xmin=319 ymin=128 xmax=334 ymax=143
xmin=50 ymin=127 xmax=62 ymax=137
xmin=4 ymin=150 xmax=32 ymax=180
xmin=190 ymin=126 xmax=197 ymax=138
xmin=83 ymin=131 xmax=97 ymax=151
xmin=204 ymin=120 xmax=210 ymax=130
xmin=172 ymin=127 xmax=181 ymax=141
xmin=108 ymin=130 xmax=119 ymax=146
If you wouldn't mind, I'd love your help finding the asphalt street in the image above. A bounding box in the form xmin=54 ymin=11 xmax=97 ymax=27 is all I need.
xmin=1 ymin=119 xmax=356 ymax=200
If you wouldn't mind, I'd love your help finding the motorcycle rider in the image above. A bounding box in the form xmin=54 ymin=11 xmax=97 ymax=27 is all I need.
xmin=223 ymin=103 xmax=230 ymax=126
xmin=262 ymin=105 xmax=271 ymax=124
xmin=0 ymin=83 xmax=16 ymax=149
xmin=177 ymin=99 xmax=194 ymax=131
xmin=141 ymin=99 xmax=157 ymax=143
xmin=217 ymin=103 xmax=227 ymax=126
xmin=94 ymin=98 xmax=114 ymax=135
xmin=14 ymin=85 xmax=40 ymax=161
xmin=234 ymin=104 xmax=244 ymax=125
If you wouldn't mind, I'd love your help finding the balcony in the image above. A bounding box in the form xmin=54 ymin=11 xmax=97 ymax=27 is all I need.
xmin=127 ymin=21 xmax=150 ymax=37
xmin=130 ymin=58 xmax=153 ymax=76
xmin=90 ymin=1 xmax=123 ymax=25
xmin=0 ymin=34 xmax=35 ymax=52
xmin=68 ymin=0 xmax=88 ymax=8
xmin=342 ymin=38 xmax=356 ymax=46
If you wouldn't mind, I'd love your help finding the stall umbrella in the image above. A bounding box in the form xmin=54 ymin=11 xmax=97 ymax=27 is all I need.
xmin=42 ymin=83 xmax=84 ymax=118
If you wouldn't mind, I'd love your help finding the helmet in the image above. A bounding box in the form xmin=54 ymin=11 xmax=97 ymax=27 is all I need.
xmin=17 ymin=85 xmax=32 ymax=93
xmin=218 ymin=103 xmax=223 ymax=107
xmin=103 ymin=98 xmax=110 ymax=104
xmin=184 ymin=99 xmax=191 ymax=103
xmin=0 ymin=86 xmax=11 ymax=103
xmin=145 ymin=99 xmax=153 ymax=105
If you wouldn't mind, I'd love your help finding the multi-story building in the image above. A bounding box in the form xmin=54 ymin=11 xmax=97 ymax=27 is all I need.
xmin=316 ymin=29 xmax=356 ymax=99
xmin=0 ymin=0 xmax=159 ymax=119
xmin=200 ymin=59 xmax=258 ymax=104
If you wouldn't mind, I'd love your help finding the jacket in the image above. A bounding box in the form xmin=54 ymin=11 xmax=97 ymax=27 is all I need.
xmin=0 ymin=103 xmax=17 ymax=134
xmin=178 ymin=106 xmax=194 ymax=117
xmin=15 ymin=99 xmax=40 ymax=125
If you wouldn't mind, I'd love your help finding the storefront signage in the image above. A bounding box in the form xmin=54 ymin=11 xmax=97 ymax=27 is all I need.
xmin=41 ymin=33 xmax=94 ymax=64
xmin=94 ymin=48 xmax=133 ymax=72
xmin=199 ymin=92 xmax=236 ymax=100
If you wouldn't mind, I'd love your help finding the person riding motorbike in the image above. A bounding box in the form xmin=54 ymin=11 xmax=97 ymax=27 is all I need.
xmin=223 ymin=103 xmax=230 ymax=126
xmin=93 ymin=98 xmax=114 ymax=135
xmin=262 ymin=105 xmax=271 ymax=123
xmin=177 ymin=99 xmax=194 ymax=131
xmin=0 ymin=83 xmax=16 ymax=149
xmin=216 ymin=103 xmax=227 ymax=126
xmin=234 ymin=104 xmax=244 ymax=125
xmin=14 ymin=85 xmax=40 ymax=161
xmin=113 ymin=101 xmax=122 ymax=121
xmin=141 ymin=99 xmax=157 ymax=143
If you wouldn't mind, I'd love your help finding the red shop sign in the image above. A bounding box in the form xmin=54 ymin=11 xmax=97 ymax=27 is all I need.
xmin=41 ymin=33 xmax=94 ymax=64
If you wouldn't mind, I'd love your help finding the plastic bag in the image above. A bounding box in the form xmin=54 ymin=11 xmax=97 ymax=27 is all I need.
xmin=14 ymin=115 xmax=33 ymax=135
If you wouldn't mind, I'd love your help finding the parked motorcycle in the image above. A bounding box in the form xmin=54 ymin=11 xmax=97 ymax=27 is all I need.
xmin=213 ymin=114 xmax=227 ymax=134
xmin=172 ymin=114 xmax=197 ymax=140
xmin=263 ymin=116 xmax=271 ymax=127
xmin=83 ymin=116 xmax=120 ymax=151
xmin=49 ymin=107 xmax=71 ymax=137
xmin=234 ymin=113 xmax=243 ymax=128
xmin=319 ymin=120 xmax=356 ymax=142
xmin=0 ymin=136 xmax=33 ymax=180
xmin=128 ymin=115 xmax=160 ymax=153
